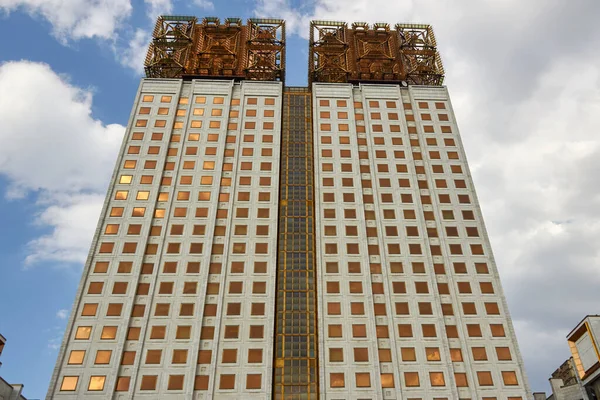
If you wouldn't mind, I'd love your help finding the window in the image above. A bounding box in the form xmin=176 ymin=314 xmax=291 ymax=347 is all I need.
xmin=246 ymin=374 xmax=262 ymax=390
xmin=477 ymin=371 xmax=494 ymax=386
xmin=115 ymin=377 xmax=130 ymax=391
xmin=404 ymin=372 xmax=420 ymax=387
xmin=94 ymin=350 xmax=111 ymax=364
xmin=75 ymin=326 xmax=92 ymax=339
xmin=219 ymin=374 xmax=235 ymax=390
xmin=168 ymin=375 xmax=184 ymax=390
xmin=67 ymin=350 xmax=85 ymax=364
xmin=140 ymin=375 xmax=157 ymax=390
xmin=172 ymin=349 xmax=188 ymax=364
xmin=88 ymin=376 xmax=106 ymax=391
xmin=248 ymin=348 xmax=263 ymax=363
xmin=101 ymin=326 xmax=117 ymax=339
xmin=330 ymin=373 xmax=345 ymax=388
xmin=60 ymin=376 xmax=78 ymax=391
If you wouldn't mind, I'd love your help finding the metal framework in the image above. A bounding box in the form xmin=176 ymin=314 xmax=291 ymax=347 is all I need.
xmin=396 ymin=24 xmax=445 ymax=85
xmin=145 ymin=16 xmax=285 ymax=82
xmin=309 ymin=21 xmax=444 ymax=85
xmin=246 ymin=18 xmax=285 ymax=82
xmin=273 ymin=87 xmax=319 ymax=399
xmin=308 ymin=21 xmax=350 ymax=84
xmin=145 ymin=16 xmax=197 ymax=78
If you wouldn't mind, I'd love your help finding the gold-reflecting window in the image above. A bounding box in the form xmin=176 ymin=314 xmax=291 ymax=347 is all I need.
xmin=81 ymin=303 xmax=98 ymax=316
xmin=330 ymin=373 xmax=345 ymax=388
xmin=496 ymin=347 xmax=512 ymax=360
xmin=449 ymin=348 xmax=463 ymax=362
xmin=60 ymin=376 xmax=78 ymax=391
xmin=75 ymin=326 xmax=92 ymax=340
xmin=123 ymin=160 xmax=136 ymax=169
xmin=136 ymin=191 xmax=150 ymax=200
xmin=142 ymin=95 xmax=154 ymax=102
xmin=353 ymin=348 xmax=368 ymax=362
xmin=455 ymin=373 xmax=468 ymax=387
xmin=146 ymin=349 xmax=162 ymax=364
xmin=94 ymin=350 xmax=111 ymax=364
xmin=356 ymin=373 xmax=371 ymax=387
xmin=150 ymin=325 xmax=166 ymax=339
xmin=119 ymin=175 xmax=133 ymax=184
xmin=219 ymin=374 xmax=235 ymax=390
xmin=168 ymin=375 xmax=184 ymax=390
xmin=104 ymin=224 xmax=119 ymax=235
xmin=116 ymin=376 xmax=130 ymax=391
xmin=472 ymin=347 xmax=488 ymax=360
xmin=140 ymin=375 xmax=157 ymax=390
xmin=114 ymin=190 xmax=128 ymax=200
xmin=157 ymin=107 xmax=168 ymax=115
xmin=176 ymin=191 xmax=190 ymax=201
xmin=502 ymin=371 xmax=518 ymax=385
xmin=352 ymin=324 xmax=367 ymax=338
xmin=160 ymin=96 xmax=171 ymax=103
xmin=172 ymin=349 xmax=188 ymax=364
xmin=404 ymin=372 xmax=420 ymax=387
xmin=154 ymin=120 xmax=166 ymax=127
xmin=88 ymin=376 xmax=106 ymax=391
xmin=67 ymin=350 xmax=85 ymax=364
xmin=131 ymin=207 xmax=145 ymax=217
xmin=477 ymin=371 xmax=494 ymax=386
xmin=398 ymin=324 xmax=413 ymax=337
xmin=222 ymin=349 xmax=237 ymax=363
xmin=328 ymin=325 xmax=342 ymax=338
xmin=426 ymin=347 xmax=441 ymax=361
xmin=378 ymin=349 xmax=392 ymax=362
xmin=101 ymin=326 xmax=117 ymax=339
xmin=430 ymin=372 xmax=445 ymax=386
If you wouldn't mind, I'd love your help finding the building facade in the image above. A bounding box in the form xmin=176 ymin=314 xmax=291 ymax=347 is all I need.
xmin=47 ymin=16 xmax=532 ymax=400
xmin=566 ymin=316 xmax=600 ymax=399
xmin=0 ymin=334 xmax=27 ymax=400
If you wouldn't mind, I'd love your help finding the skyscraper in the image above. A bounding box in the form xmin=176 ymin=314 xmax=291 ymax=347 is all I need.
xmin=47 ymin=16 xmax=532 ymax=400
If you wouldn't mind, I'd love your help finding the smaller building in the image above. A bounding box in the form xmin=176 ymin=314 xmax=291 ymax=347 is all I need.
xmin=536 ymin=357 xmax=590 ymax=400
xmin=0 ymin=334 xmax=27 ymax=400
xmin=567 ymin=315 xmax=600 ymax=399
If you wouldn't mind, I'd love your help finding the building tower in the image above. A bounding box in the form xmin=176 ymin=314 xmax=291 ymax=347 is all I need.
xmin=47 ymin=16 xmax=532 ymax=400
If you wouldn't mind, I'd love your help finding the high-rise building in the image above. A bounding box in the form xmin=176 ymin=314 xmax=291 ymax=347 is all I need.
xmin=47 ymin=16 xmax=532 ymax=400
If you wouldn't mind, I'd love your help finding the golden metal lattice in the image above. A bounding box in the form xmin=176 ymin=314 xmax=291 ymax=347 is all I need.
xmin=309 ymin=21 xmax=444 ymax=85
xmin=145 ymin=16 xmax=285 ymax=82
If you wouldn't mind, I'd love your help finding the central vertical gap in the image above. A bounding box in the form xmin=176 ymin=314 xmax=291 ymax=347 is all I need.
xmin=272 ymin=87 xmax=319 ymax=399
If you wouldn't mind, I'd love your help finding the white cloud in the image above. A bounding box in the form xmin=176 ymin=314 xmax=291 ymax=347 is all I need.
xmin=118 ymin=28 xmax=150 ymax=74
xmin=253 ymin=0 xmax=600 ymax=394
xmin=0 ymin=0 xmax=132 ymax=41
xmin=0 ymin=61 xmax=124 ymax=266
xmin=194 ymin=0 xmax=214 ymax=10
xmin=144 ymin=0 xmax=172 ymax=21
xmin=56 ymin=309 xmax=69 ymax=320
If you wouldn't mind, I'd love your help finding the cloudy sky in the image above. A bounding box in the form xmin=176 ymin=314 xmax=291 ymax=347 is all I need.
xmin=0 ymin=0 xmax=599 ymax=397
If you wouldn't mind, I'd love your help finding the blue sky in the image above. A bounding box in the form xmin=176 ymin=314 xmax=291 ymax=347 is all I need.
xmin=1 ymin=0 xmax=600 ymax=398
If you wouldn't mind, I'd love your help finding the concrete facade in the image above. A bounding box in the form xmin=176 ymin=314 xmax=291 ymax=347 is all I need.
xmin=47 ymin=79 xmax=282 ymax=398
xmin=312 ymin=83 xmax=530 ymax=400
xmin=47 ymin=79 xmax=532 ymax=399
